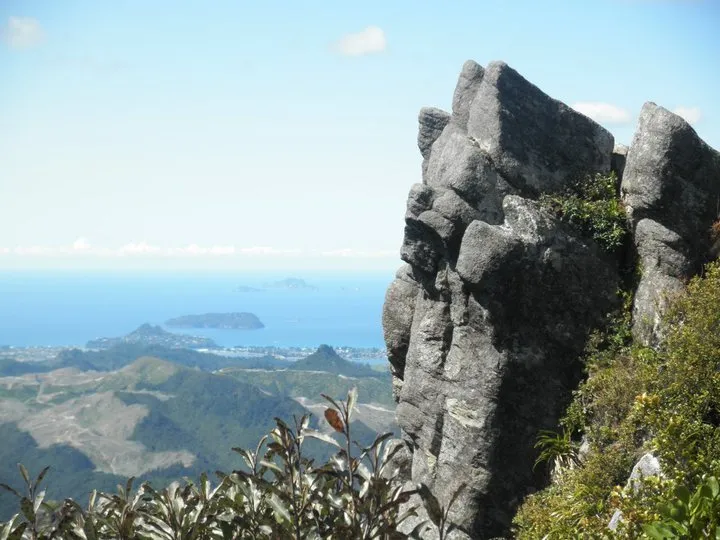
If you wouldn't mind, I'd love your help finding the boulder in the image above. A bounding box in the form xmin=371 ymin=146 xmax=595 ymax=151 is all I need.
xmin=621 ymin=102 xmax=720 ymax=346
xmin=608 ymin=453 xmax=664 ymax=532
xmin=464 ymin=61 xmax=614 ymax=194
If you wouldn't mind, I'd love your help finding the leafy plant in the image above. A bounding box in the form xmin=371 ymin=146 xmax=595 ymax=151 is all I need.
xmin=0 ymin=465 xmax=53 ymax=540
xmin=540 ymin=171 xmax=628 ymax=253
xmin=534 ymin=429 xmax=581 ymax=480
xmin=643 ymin=476 xmax=720 ymax=539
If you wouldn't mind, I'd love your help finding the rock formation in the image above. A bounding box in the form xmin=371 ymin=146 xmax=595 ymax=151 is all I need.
xmin=621 ymin=103 xmax=720 ymax=346
xmin=383 ymin=60 xmax=720 ymax=538
xmin=383 ymin=60 xmax=620 ymax=538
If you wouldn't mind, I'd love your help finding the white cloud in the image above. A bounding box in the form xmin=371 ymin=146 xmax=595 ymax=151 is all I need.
xmin=4 ymin=242 xmax=399 ymax=260
xmin=13 ymin=246 xmax=53 ymax=255
xmin=320 ymin=248 xmax=396 ymax=258
xmin=165 ymin=244 xmax=235 ymax=256
xmin=118 ymin=242 xmax=162 ymax=255
xmin=72 ymin=238 xmax=91 ymax=251
xmin=182 ymin=244 xmax=206 ymax=256
xmin=672 ymin=106 xmax=701 ymax=124
xmin=209 ymin=245 xmax=235 ymax=255
xmin=571 ymin=102 xmax=632 ymax=125
xmin=334 ymin=26 xmax=386 ymax=56
xmin=238 ymin=246 xmax=301 ymax=256
xmin=1 ymin=16 xmax=44 ymax=50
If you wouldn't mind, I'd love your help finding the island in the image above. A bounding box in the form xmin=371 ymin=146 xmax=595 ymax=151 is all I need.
xmin=263 ymin=278 xmax=317 ymax=290
xmin=86 ymin=323 xmax=218 ymax=350
xmin=235 ymin=285 xmax=264 ymax=293
xmin=165 ymin=312 xmax=265 ymax=330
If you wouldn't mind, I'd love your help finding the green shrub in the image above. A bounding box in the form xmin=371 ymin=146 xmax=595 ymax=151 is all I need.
xmin=540 ymin=171 xmax=627 ymax=253
xmin=514 ymin=261 xmax=720 ymax=538
xmin=643 ymin=475 xmax=720 ymax=539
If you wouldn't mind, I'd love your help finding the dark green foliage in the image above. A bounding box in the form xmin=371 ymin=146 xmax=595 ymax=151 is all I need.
xmin=540 ymin=171 xmax=628 ymax=253
xmin=0 ymin=389 xmax=442 ymax=539
xmin=643 ymin=476 xmax=720 ymax=539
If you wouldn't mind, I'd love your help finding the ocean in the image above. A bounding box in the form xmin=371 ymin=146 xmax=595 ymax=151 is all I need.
xmin=0 ymin=271 xmax=394 ymax=349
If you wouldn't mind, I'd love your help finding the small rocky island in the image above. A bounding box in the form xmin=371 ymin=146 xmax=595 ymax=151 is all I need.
xmin=263 ymin=278 xmax=317 ymax=290
xmin=165 ymin=312 xmax=264 ymax=330
xmin=87 ymin=323 xmax=218 ymax=350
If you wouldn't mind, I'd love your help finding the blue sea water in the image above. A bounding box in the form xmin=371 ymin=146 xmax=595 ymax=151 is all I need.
xmin=0 ymin=271 xmax=394 ymax=349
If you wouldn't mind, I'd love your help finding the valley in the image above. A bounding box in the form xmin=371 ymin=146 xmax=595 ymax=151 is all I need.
xmin=0 ymin=344 xmax=395 ymax=519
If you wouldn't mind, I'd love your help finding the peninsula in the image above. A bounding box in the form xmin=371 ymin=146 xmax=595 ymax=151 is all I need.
xmin=86 ymin=323 xmax=218 ymax=350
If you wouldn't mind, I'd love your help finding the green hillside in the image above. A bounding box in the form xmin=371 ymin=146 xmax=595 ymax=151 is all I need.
xmin=222 ymin=366 xmax=394 ymax=407
xmin=46 ymin=343 xmax=290 ymax=372
xmin=0 ymin=357 xmax=310 ymax=519
xmin=291 ymin=344 xmax=382 ymax=377
xmin=0 ymin=348 xmax=396 ymax=521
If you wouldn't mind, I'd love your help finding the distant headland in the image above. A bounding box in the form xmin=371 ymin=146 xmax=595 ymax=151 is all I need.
xmin=87 ymin=323 xmax=218 ymax=350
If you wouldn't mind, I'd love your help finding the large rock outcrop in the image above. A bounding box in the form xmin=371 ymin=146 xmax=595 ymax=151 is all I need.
xmin=621 ymin=103 xmax=720 ymax=346
xmin=383 ymin=61 xmax=621 ymax=538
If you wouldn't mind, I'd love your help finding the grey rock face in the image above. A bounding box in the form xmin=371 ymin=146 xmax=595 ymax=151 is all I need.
xmin=382 ymin=264 xmax=420 ymax=397
xmin=452 ymin=60 xmax=485 ymax=128
xmin=464 ymin=61 xmax=614 ymax=195
xmin=621 ymin=102 xmax=720 ymax=346
xmin=383 ymin=60 xmax=619 ymax=538
xmin=419 ymin=108 xmax=451 ymax=178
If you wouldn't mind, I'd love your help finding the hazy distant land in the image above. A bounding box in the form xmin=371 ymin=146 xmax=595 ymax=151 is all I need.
xmin=263 ymin=278 xmax=318 ymax=290
xmin=165 ymin=312 xmax=265 ymax=330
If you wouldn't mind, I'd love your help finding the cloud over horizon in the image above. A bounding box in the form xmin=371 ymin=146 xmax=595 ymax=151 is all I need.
xmin=1 ymin=16 xmax=44 ymax=49
xmin=333 ymin=26 xmax=386 ymax=56
xmin=571 ymin=102 xmax=633 ymax=125
xmin=321 ymin=248 xmax=397 ymax=258
xmin=0 ymin=241 xmax=395 ymax=260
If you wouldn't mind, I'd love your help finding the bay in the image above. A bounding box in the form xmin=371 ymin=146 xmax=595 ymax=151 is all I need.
xmin=0 ymin=271 xmax=393 ymax=348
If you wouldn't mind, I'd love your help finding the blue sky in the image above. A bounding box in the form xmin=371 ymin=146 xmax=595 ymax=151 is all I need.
xmin=1 ymin=0 xmax=718 ymax=271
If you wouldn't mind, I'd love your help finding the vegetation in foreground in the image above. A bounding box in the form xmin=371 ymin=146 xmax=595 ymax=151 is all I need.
xmin=1 ymin=389 xmax=459 ymax=539
xmin=0 ymin=344 xmax=395 ymax=519
xmin=514 ymin=261 xmax=720 ymax=538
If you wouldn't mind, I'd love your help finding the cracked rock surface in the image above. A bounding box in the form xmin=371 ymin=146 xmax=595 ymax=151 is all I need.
xmin=383 ymin=60 xmax=621 ymax=538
